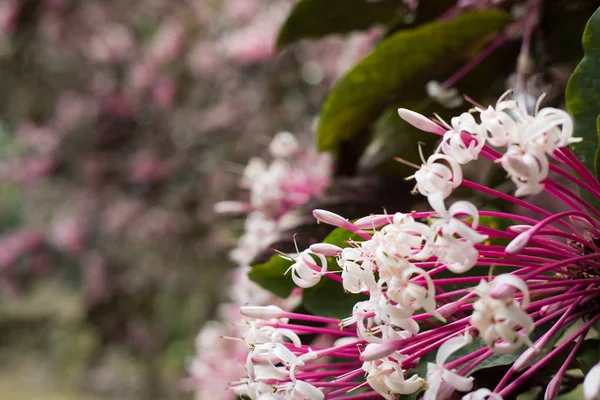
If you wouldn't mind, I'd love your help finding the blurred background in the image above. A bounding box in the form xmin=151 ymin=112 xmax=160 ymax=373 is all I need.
xmin=0 ymin=0 xmax=382 ymax=399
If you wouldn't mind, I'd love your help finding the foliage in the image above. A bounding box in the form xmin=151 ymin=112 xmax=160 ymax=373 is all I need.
xmin=316 ymin=10 xmax=510 ymax=150
xmin=567 ymin=6 xmax=600 ymax=178
xmin=276 ymin=0 xmax=404 ymax=48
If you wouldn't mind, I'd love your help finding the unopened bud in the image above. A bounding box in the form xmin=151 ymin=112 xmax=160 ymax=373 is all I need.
xmin=540 ymin=303 xmax=560 ymax=316
xmin=313 ymin=209 xmax=353 ymax=229
xmin=354 ymin=214 xmax=393 ymax=230
xmin=360 ymin=342 xmax=397 ymax=361
xmin=506 ymin=231 xmax=531 ymax=254
xmin=513 ymin=346 xmax=540 ymax=371
xmin=570 ymin=215 xmax=600 ymax=238
xmin=398 ymin=108 xmax=445 ymax=134
xmin=437 ymin=302 xmax=460 ymax=319
xmin=240 ymin=305 xmax=285 ymax=320
xmin=507 ymin=225 xmax=533 ymax=234
xmin=309 ymin=243 xmax=343 ymax=256
xmin=584 ymin=363 xmax=600 ymax=400
xmin=545 ymin=374 xmax=562 ymax=400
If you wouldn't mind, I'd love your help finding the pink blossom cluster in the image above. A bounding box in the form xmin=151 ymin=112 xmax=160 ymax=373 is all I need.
xmin=229 ymin=94 xmax=600 ymax=399
xmin=184 ymin=132 xmax=332 ymax=399
xmin=0 ymin=0 xmax=383 ymax=300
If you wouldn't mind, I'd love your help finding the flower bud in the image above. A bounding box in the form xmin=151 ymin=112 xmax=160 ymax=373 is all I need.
xmin=512 ymin=346 xmax=539 ymax=371
xmin=309 ymin=243 xmax=342 ymax=256
xmin=312 ymin=209 xmax=354 ymax=229
xmin=240 ymin=305 xmax=285 ymax=320
xmin=360 ymin=342 xmax=398 ymax=361
xmin=354 ymin=214 xmax=392 ymax=229
xmin=545 ymin=373 xmax=562 ymax=400
xmin=584 ymin=363 xmax=600 ymax=400
xmin=507 ymin=225 xmax=533 ymax=233
xmin=506 ymin=231 xmax=531 ymax=254
xmin=398 ymin=108 xmax=445 ymax=134
xmin=437 ymin=302 xmax=461 ymax=319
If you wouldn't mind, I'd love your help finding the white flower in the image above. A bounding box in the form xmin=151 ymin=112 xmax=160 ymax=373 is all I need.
xmin=341 ymin=258 xmax=378 ymax=293
xmin=434 ymin=236 xmax=479 ymax=274
xmin=243 ymin=157 xmax=268 ymax=187
xmin=424 ymin=334 xmax=475 ymax=400
xmin=269 ymin=131 xmax=299 ymax=158
xmin=247 ymin=331 xmax=304 ymax=381
xmin=430 ymin=201 xmax=488 ymax=243
xmin=363 ymin=359 xmax=425 ymax=399
xmin=426 ymin=80 xmax=464 ymax=108
xmin=440 ymin=113 xmax=485 ymax=164
xmin=383 ymin=265 xmax=443 ymax=322
xmin=471 ymin=275 xmax=534 ymax=353
xmin=414 ymin=154 xmax=463 ymax=200
xmin=232 ymin=380 xmax=275 ymax=399
xmin=286 ymin=250 xmax=328 ymax=288
xmin=478 ymin=105 xmax=520 ymax=147
xmin=499 ymin=145 xmax=548 ymax=197
xmin=521 ymin=107 xmax=579 ymax=153
xmin=462 ymin=388 xmax=503 ymax=400
xmin=278 ymin=379 xmax=324 ymax=400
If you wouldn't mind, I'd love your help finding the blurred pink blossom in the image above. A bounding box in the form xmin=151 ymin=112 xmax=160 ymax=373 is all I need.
xmin=127 ymin=153 xmax=171 ymax=183
xmin=0 ymin=229 xmax=45 ymax=271
xmin=49 ymin=216 xmax=87 ymax=255
xmin=88 ymin=24 xmax=134 ymax=63
xmin=0 ymin=1 xmax=19 ymax=36
xmin=152 ymin=77 xmax=176 ymax=110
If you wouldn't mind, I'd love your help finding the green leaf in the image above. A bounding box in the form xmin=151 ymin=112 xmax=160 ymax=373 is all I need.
xmin=596 ymin=115 xmax=600 ymax=179
xmin=556 ymin=384 xmax=584 ymax=400
xmin=566 ymin=7 xmax=600 ymax=178
xmin=248 ymin=254 xmax=295 ymax=298
xmin=517 ymin=387 xmax=543 ymax=400
xmin=302 ymin=279 xmax=367 ymax=319
xmin=276 ymin=0 xmax=404 ymax=49
xmin=576 ymin=338 xmax=600 ymax=374
xmin=316 ymin=10 xmax=511 ymax=151
xmin=321 ymin=225 xmax=364 ymax=248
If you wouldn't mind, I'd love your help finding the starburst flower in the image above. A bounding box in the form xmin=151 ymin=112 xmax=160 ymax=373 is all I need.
xmin=232 ymin=93 xmax=600 ymax=399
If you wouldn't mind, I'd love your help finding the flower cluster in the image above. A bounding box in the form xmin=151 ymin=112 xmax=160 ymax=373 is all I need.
xmin=233 ymin=94 xmax=600 ymax=399
xmin=185 ymin=132 xmax=332 ymax=399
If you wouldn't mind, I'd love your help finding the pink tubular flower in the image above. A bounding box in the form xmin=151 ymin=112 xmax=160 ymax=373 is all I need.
xmin=230 ymin=94 xmax=600 ymax=399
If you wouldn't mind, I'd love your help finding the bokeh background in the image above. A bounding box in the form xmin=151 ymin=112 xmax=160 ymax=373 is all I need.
xmin=0 ymin=0 xmax=382 ymax=399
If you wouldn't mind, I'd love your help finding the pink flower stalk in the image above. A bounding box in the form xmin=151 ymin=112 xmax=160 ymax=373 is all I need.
xmin=231 ymin=94 xmax=600 ymax=399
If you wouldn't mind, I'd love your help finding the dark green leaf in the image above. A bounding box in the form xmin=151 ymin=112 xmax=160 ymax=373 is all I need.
xmin=576 ymin=338 xmax=600 ymax=374
xmin=321 ymin=225 xmax=364 ymax=248
xmin=596 ymin=115 xmax=600 ymax=179
xmin=302 ymin=278 xmax=368 ymax=319
xmin=516 ymin=387 xmax=542 ymax=400
xmin=276 ymin=0 xmax=405 ymax=49
xmin=316 ymin=10 xmax=511 ymax=150
xmin=566 ymin=7 xmax=600 ymax=178
xmin=248 ymin=254 xmax=295 ymax=298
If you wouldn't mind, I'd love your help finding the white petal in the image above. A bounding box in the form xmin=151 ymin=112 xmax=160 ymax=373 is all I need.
xmin=436 ymin=335 xmax=472 ymax=365
xmin=442 ymin=369 xmax=474 ymax=392
xmin=293 ymin=380 xmax=324 ymax=400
